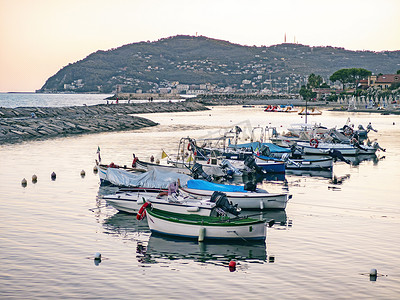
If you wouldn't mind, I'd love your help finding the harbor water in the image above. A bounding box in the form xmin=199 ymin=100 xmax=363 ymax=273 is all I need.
xmin=1 ymin=95 xmax=400 ymax=299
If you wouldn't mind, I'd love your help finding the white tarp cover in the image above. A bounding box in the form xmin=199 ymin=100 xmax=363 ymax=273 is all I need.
xmin=104 ymin=168 xmax=192 ymax=188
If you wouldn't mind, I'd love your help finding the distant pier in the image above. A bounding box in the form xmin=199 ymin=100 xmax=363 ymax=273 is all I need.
xmin=0 ymin=101 xmax=208 ymax=145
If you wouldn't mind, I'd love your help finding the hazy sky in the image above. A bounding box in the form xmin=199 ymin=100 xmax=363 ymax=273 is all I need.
xmin=1 ymin=0 xmax=399 ymax=92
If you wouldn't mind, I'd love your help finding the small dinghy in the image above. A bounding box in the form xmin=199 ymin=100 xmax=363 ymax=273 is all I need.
xmin=180 ymin=179 xmax=290 ymax=210
xmin=142 ymin=203 xmax=272 ymax=242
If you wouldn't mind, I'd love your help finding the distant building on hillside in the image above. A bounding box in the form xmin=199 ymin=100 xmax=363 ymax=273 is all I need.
xmin=368 ymin=74 xmax=400 ymax=89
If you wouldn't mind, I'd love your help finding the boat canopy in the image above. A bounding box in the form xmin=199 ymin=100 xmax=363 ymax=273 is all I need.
xmin=104 ymin=168 xmax=192 ymax=188
xmin=228 ymin=142 xmax=290 ymax=153
xmin=187 ymin=179 xmax=248 ymax=193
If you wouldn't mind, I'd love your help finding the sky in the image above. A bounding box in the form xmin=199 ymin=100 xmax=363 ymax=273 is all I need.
xmin=1 ymin=0 xmax=400 ymax=92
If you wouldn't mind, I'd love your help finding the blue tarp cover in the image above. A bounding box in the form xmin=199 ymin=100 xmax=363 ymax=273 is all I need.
xmin=187 ymin=179 xmax=247 ymax=192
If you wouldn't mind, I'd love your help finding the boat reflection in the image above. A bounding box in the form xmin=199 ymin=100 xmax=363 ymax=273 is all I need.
xmin=102 ymin=212 xmax=150 ymax=240
xmin=286 ymin=168 xmax=333 ymax=179
xmin=144 ymin=234 xmax=268 ymax=263
xmin=346 ymin=154 xmax=380 ymax=166
xmin=102 ymin=208 xmax=288 ymax=266
xmin=240 ymin=209 xmax=290 ymax=227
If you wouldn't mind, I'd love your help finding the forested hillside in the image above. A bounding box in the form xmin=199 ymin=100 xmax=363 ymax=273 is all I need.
xmin=38 ymin=35 xmax=400 ymax=94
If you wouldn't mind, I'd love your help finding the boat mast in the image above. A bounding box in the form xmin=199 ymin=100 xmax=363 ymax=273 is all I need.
xmin=305 ymin=98 xmax=308 ymax=124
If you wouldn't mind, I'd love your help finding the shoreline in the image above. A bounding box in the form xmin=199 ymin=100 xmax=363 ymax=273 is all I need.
xmin=1 ymin=99 xmax=398 ymax=145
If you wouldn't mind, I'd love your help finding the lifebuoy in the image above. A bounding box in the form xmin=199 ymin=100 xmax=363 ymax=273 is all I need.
xmin=136 ymin=202 xmax=150 ymax=220
xmin=344 ymin=126 xmax=354 ymax=136
xmin=310 ymin=138 xmax=319 ymax=148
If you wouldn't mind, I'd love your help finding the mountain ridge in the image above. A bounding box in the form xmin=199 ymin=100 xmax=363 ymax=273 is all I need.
xmin=38 ymin=35 xmax=400 ymax=94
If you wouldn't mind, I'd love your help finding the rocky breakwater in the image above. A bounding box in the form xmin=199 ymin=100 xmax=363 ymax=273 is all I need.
xmin=0 ymin=101 xmax=208 ymax=145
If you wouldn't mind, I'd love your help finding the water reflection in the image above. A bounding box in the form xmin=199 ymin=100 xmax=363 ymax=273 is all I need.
xmin=144 ymin=234 xmax=268 ymax=264
xmin=286 ymin=169 xmax=333 ymax=179
xmin=102 ymin=209 xmax=289 ymax=266
xmin=102 ymin=212 xmax=150 ymax=240
xmin=346 ymin=153 xmax=380 ymax=166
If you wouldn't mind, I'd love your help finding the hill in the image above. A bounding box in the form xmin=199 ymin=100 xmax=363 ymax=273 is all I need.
xmin=38 ymin=35 xmax=400 ymax=94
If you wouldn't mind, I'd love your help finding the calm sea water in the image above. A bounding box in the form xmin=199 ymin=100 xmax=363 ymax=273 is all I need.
xmin=1 ymin=95 xmax=400 ymax=299
xmin=0 ymin=93 xmax=113 ymax=108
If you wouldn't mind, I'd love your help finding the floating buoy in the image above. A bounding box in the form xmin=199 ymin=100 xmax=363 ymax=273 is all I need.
xmin=32 ymin=174 xmax=37 ymax=183
xmin=51 ymin=172 xmax=56 ymax=180
xmin=198 ymin=227 xmax=205 ymax=242
xmin=21 ymin=178 xmax=27 ymax=187
xmin=80 ymin=170 xmax=86 ymax=177
xmin=370 ymin=268 xmax=377 ymax=281
xmin=259 ymin=200 xmax=264 ymax=210
xmin=94 ymin=252 xmax=102 ymax=266
xmin=229 ymin=260 xmax=236 ymax=272
xmin=93 ymin=165 xmax=98 ymax=173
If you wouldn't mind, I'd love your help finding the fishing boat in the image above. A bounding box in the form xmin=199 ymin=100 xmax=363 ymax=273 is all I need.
xmin=296 ymin=140 xmax=379 ymax=155
xmin=143 ymin=204 xmax=271 ymax=241
xmin=253 ymin=154 xmax=286 ymax=173
xmin=180 ymin=179 xmax=290 ymax=210
xmin=103 ymin=188 xmax=240 ymax=216
xmin=285 ymin=156 xmax=333 ymax=170
xmin=98 ymin=167 xmax=192 ymax=188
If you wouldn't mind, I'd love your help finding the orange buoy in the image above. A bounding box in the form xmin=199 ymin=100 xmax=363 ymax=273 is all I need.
xmin=228 ymin=260 xmax=236 ymax=272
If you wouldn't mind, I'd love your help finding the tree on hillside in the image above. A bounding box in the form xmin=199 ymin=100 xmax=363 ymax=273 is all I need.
xmin=330 ymin=68 xmax=371 ymax=90
xmin=307 ymin=73 xmax=324 ymax=89
xmin=299 ymin=85 xmax=316 ymax=100
xmin=299 ymin=73 xmax=326 ymax=100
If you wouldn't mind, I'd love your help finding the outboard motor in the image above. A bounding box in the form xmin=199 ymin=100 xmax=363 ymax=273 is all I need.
xmin=244 ymin=181 xmax=257 ymax=192
xmin=210 ymin=191 xmax=240 ymax=216
xmin=191 ymin=163 xmax=212 ymax=182
xmin=260 ymin=145 xmax=271 ymax=157
xmin=367 ymin=122 xmax=378 ymax=133
xmin=327 ymin=149 xmax=350 ymax=164
xmin=244 ymin=156 xmax=263 ymax=174
xmin=221 ymin=159 xmax=242 ymax=177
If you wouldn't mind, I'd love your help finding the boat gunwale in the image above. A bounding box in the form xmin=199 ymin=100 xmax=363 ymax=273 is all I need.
xmin=146 ymin=207 xmax=265 ymax=227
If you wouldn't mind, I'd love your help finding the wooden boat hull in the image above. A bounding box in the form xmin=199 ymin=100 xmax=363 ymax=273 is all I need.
xmin=297 ymin=142 xmax=359 ymax=155
xmin=146 ymin=208 xmax=266 ymax=241
xmin=286 ymin=157 xmax=333 ymax=170
xmin=253 ymin=156 xmax=286 ymax=173
xmin=180 ymin=187 xmax=289 ymax=210
xmin=103 ymin=191 xmax=215 ymax=215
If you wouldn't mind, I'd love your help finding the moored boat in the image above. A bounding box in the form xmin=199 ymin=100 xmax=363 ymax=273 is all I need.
xmin=285 ymin=157 xmax=333 ymax=170
xmin=103 ymin=188 xmax=240 ymax=216
xmin=180 ymin=179 xmax=290 ymax=210
xmin=144 ymin=205 xmax=270 ymax=241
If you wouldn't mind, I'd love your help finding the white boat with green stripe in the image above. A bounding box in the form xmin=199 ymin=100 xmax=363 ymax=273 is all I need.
xmin=145 ymin=206 xmax=270 ymax=242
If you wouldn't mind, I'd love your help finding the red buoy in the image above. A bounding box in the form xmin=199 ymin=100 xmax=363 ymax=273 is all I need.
xmin=228 ymin=260 xmax=236 ymax=272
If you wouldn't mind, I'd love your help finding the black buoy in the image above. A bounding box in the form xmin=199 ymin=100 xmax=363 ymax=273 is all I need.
xmin=32 ymin=174 xmax=37 ymax=183
xmin=51 ymin=172 xmax=56 ymax=181
xmin=21 ymin=178 xmax=27 ymax=187
xmin=80 ymin=170 xmax=86 ymax=177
